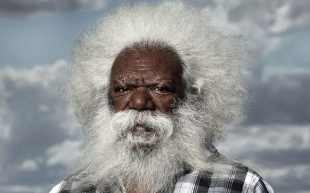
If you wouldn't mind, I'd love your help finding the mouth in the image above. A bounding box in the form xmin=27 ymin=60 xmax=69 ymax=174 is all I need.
xmin=126 ymin=124 xmax=159 ymax=145
xmin=130 ymin=124 xmax=155 ymax=136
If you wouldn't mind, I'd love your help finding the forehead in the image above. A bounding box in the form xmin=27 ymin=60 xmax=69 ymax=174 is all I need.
xmin=110 ymin=43 xmax=184 ymax=80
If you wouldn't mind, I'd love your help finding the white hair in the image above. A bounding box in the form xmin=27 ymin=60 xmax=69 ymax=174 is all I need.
xmin=72 ymin=95 xmax=214 ymax=193
xmin=67 ymin=1 xmax=247 ymax=192
xmin=70 ymin=1 xmax=246 ymax=137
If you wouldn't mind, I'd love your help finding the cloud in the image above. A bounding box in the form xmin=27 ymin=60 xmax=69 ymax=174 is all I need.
xmin=218 ymin=124 xmax=310 ymax=193
xmin=19 ymin=160 xmax=39 ymax=172
xmin=46 ymin=140 xmax=81 ymax=167
xmin=226 ymin=0 xmax=310 ymax=33
xmin=0 ymin=1 xmax=309 ymax=193
xmin=0 ymin=185 xmax=44 ymax=193
xmin=245 ymin=72 xmax=310 ymax=124
xmin=0 ymin=0 xmax=106 ymax=15
xmin=201 ymin=0 xmax=310 ymax=72
xmin=0 ymin=60 xmax=82 ymax=192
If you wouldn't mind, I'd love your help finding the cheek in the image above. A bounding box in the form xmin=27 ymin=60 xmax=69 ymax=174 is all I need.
xmin=110 ymin=95 xmax=131 ymax=112
xmin=152 ymin=95 xmax=177 ymax=112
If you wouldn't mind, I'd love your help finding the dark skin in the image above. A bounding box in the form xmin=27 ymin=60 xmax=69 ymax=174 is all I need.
xmin=109 ymin=45 xmax=185 ymax=193
xmin=109 ymin=46 xmax=185 ymax=113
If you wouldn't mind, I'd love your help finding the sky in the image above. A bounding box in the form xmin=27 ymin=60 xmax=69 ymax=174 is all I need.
xmin=0 ymin=0 xmax=309 ymax=193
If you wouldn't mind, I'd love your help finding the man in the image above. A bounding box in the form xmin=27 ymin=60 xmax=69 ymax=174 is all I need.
xmin=50 ymin=2 xmax=273 ymax=193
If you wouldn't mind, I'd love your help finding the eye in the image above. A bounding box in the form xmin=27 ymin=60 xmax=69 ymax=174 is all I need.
xmin=152 ymin=85 xmax=176 ymax=94
xmin=114 ymin=86 xmax=129 ymax=93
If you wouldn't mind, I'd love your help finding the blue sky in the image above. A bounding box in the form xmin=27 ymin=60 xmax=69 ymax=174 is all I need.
xmin=0 ymin=1 xmax=309 ymax=193
xmin=0 ymin=9 xmax=102 ymax=67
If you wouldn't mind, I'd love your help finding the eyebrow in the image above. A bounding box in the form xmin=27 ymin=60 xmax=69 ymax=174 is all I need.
xmin=111 ymin=78 xmax=174 ymax=84
xmin=111 ymin=79 xmax=175 ymax=86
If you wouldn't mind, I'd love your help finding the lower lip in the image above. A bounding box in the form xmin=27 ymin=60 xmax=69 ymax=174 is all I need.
xmin=131 ymin=125 xmax=154 ymax=133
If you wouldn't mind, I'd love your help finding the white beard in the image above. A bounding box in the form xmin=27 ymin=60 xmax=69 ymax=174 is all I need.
xmin=75 ymin=96 xmax=214 ymax=193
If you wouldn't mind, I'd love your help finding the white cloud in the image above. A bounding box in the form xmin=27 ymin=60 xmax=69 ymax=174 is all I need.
xmin=219 ymin=125 xmax=310 ymax=152
xmin=0 ymin=59 xmax=67 ymax=86
xmin=0 ymin=0 xmax=107 ymax=14
xmin=19 ymin=159 xmax=39 ymax=172
xmin=46 ymin=140 xmax=81 ymax=167
xmin=0 ymin=122 xmax=11 ymax=141
xmin=75 ymin=0 xmax=106 ymax=11
xmin=218 ymin=124 xmax=310 ymax=193
xmin=0 ymin=60 xmax=82 ymax=191
xmin=270 ymin=2 xmax=292 ymax=33
xmin=0 ymin=185 xmax=43 ymax=193
xmin=0 ymin=59 xmax=71 ymax=141
xmin=204 ymin=0 xmax=310 ymax=65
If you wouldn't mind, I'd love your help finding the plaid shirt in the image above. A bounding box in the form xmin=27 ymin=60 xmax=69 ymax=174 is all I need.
xmin=49 ymin=151 xmax=273 ymax=193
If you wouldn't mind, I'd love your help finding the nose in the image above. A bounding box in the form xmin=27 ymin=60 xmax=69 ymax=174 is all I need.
xmin=129 ymin=87 xmax=155 ymax=111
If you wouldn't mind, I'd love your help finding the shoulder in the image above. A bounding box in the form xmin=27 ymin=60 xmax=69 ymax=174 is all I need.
xmin=243 ymin=169 xmax=274 ymax=193
xmin=175 ymin=167 xmax=274 ymax=193
xmin=175 ymin=152 xmax=274 ymax=193
xmin=48 ymin=180 xmax=97 ymax=193
xmin=49 ymin=181 xmax=66 ymax=193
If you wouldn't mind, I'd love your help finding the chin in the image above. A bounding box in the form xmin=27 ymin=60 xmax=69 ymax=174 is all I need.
xmin=122 ymin=126 xmax=164 ymax=157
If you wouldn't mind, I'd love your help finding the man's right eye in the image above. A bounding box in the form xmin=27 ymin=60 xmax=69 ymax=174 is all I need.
xmin=114 ymin=86 xmax=129 ymax=93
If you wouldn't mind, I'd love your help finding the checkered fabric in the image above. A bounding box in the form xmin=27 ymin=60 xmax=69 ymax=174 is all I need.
xmin=49 ymin=152 xmax=274 ymax=193
xmin=172 ymin=150 xmax=273 ymax=193
xmin=173 ymin=166 xmax=273 ymax=193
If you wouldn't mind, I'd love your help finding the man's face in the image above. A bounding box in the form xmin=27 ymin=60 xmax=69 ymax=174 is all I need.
xmin=109 ymin=47 xmax=185 ymax=113
xmin=80 ymin=47 xmax=208 ymax=189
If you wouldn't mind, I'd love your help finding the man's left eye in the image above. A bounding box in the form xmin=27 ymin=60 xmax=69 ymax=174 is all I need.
xmin=152 ymin=86 xmax=175 ymax=94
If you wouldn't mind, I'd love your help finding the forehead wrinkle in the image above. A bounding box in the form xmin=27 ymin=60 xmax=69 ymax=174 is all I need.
xmin=112 ymin=74 xmax=175 ymax=84
xmin=110 ymin=41 xmax=185 ymax=92
xmin=124 ymin=63 xmax=156 ymax=71
xmin=113 ymin=44 xmax=184 ymax=69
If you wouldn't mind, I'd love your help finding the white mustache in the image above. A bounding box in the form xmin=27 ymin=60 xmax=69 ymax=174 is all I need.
xmin=110 ymin=110 xmax=174 ymax=144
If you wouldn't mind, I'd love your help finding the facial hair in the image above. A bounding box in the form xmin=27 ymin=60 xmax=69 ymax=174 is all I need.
xmin=75 ymin=96 xmax=213 ymax=193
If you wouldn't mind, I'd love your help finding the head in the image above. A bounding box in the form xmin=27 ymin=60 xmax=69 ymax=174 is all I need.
xmin=108 ymin=41 xmax=185 ymax=150
xmin=69 ymin=2 xmax=246 ymax=193
xmin=109 ymin=41 xmax=185 ymax=113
